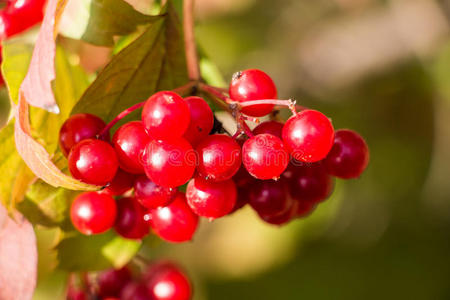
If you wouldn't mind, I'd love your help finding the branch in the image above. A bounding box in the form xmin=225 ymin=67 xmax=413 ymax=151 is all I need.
xmin=183 ymin=0 xmax=200 ymax=81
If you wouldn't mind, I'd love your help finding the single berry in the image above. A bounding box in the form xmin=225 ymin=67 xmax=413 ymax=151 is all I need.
xmin=142 ymin=139 xmax=196 ymax=188
xmin=112 ymin=121 xmax=150 ymax=174
xmin=101 ymin=169 xmax=136 ymax=196
xmin=114 ymin=197 xmax=149 ymax=240
xmin=134 ymin=175 xmax=177 ymax=209
xmin=324 ymin=129 xmax=369 ymax=179
xmin=196 ymin=134 xmax=241 ymax=182
xmin=149 ymin=193 xmax=199 ymax=243
xmin=242 ymin=134 xmax=289 ymax=180
xmin=232 ymin=163 xmax=255 ymax=188
xmin=144 ymin=262 xmax=192 ymax=300
xmin=296 ymin=200 xmax=316 ymax=218
xmin=142 ymin=91 xmax=190 ymax=140
xmin=98 ymin=267 xmax=132 ymax=298
xmin=229 ymin=69 xmax=277 ymax=117
xmin=230 ymin=186 xmax=251 ymax=214
xmin=249 ymin=179 xmax=292 ymax=217
xmin=258 ymin=201 xmax=297 ymax=226
xmin=183 ymin=96 xmax=214 ymax=146
xmin=0 ymin=0 xmax=46 ymax=39
xmin=287 ymin=163 xmax=334 ymax=203
xmin=70 ymin=192 xmax=117 ymax=235
xmin=68 ymin=139 xmax=119 ymax=186
xmin=282 ymin=110 xmax=334 ymax=162
xmin=186 ymin=177 xmax=237 ymax=219
xmin=253 ymin=120 xmax=284 ymax=139
xmin=121 ymin=282 xmax=151 ymax=300
xmin=59 ymin=113 xmax=108 ymax=157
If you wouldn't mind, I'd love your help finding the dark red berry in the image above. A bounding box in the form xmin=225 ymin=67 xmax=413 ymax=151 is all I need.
xmin=249 ymin=179 xmax=292 ymax=217
xmin=134 ymin=175 xmax=177 ymax=209
xmin=253 ymin=120 xmax=283 ymax=139
xmin=68 ymin=139 xmax=118 ymax=186
xmin=183 ymin=96 xmax=214 ymax=146
xmin=70 ymin=192 xmax=117 ymax=235
xmin=232 ymin=163 xmax=255 ymax=188
xmin=287 ymin=163 xmax=334 ymax=203
xmin=98 ymin=267 xmax=132 ymax=298
xmin=101 ymin=169 xmax=136 ymax=196
xmin=112 ymin=121 xmax=150 ymax=174
xmin=141 ymin=91 xmax=190 ymax=140
xmin=66 ymin=288 xmax=87 ymax=300
xmin=258 ymin=201 xmax=297 ymax=226
xmin=149 ymin=193 xmax=199 ymax=243
xmin=229 ymin=69 xmax=277 ymax=117
xmin=142 ymin=139 xmax=196 ymax=188
xmin=242 ymin=134 xmax=289 ymax=180
xmin=186 ymin=177 xmax=237 ymax=219
xmin=296 ymin=200 xmax=316 ymax=218
xmin=59 ymin=113 xmax=108 ymax=157
xmin=144 ymin=262 xmax=192 ymax=300
xmin=196 ymin=134 xmax=241 ymax=182
xmin=114 ymin=197 xmax=149 ymax=240
xmin=121 ymin=282 xmax=151 ymax=300
xmin=282 ymin=110 xmax=334 ymax=162
xmin=324 ymin=129 xmax=369 ymax=179
xmin=230 ymin=186 xmax=250 ymax=214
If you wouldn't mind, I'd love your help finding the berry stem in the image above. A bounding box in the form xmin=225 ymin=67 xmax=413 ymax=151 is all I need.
xmin=198 ymin=83 xmax=232 ymax=111
xmin=183 ymin=0 xmax=200 ymax=81
xmin=240 ymin=98 xmax=297 ymax=114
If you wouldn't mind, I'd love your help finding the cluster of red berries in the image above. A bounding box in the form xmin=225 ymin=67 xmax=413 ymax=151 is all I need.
xmin=61 ymin=69 xmax=369 ymax=241
xmin=0 ymin=0 xmax=47 ymax=84
xmin=67 ymin=260 xmax=192 ymax=300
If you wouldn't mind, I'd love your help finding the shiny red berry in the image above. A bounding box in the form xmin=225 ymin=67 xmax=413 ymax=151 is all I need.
xmin=287 ymin=163 xmax=334 ymax=203
xmin=70 ymin=192 xmax=117 ymax=235
xmin=249 ymin=179 xmax=292 ymax=217
xmin=142 ymin=139 xmax=196 ymax=188
xmin=142 ymin=91 xmax=190 ymax=140
xmin=282 ymin=110 xmax=335 ymax=162
xmin=324 ymin=129 xmax=369 ymax=179
xmin=134 ymin=175 xmax=177 ymax=209
xmin=242 ymin=134 xmax=289 ymax=180
xmin=101 ymin=169 xmax=136 ymax=196
xmin=112 ymin=121 xmax=150 ymax=174
xmin=144 ymin=262 xmax=192 ymax=300
xmin=196 ymin=134 xmax=241 ymax=182
xmin=253 ymin=120 xmax=283 ymax=139
xmin=59 ymin=113 xmax=108 ymax=157
xmin=0 ymin=0 xmax=46 ymax=39
xmin=98 ymin=267 xmax=132 ymax=298
xmin=68 ymin=139 xmax=118 ymax=186
xmin=229 ymin=69 xmax=277 ymax=117
xmin=149 ymin=193 xmax=199 ymax=243
xmin=114 ymin=197 xmax=149 ymax=240
xmin=183 ymin=96 xmax=214 ymax=146
xmin=186 ymin=177 xmax=237 ymax=219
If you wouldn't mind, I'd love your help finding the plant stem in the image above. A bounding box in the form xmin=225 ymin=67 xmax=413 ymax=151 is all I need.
xmin=183 ymin=0 xmax=200 ymax=81
xmin=198 ymin=83 xmax=231 ymax=111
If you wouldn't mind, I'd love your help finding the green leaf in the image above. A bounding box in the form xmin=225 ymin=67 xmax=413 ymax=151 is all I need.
xmin=81 ymin=0 xmax=159 ymax=47
xmin=56 ymin=231 xmax=141 ymax=271
xmin=72 ymin=2 xmax=188 ymax=123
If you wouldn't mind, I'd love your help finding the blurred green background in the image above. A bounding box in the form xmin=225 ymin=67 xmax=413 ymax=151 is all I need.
xmin=7 ymin=0 xmax=450 ymax=299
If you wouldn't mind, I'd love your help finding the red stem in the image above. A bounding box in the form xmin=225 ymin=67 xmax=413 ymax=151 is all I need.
xmin=98 ymin=101 xmax=146 ymax=139
xmin=183 ymin=0 xmax=200 ymax=81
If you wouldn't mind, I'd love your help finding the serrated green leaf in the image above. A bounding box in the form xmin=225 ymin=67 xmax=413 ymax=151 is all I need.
xmin=56 ymin=231 xmax=141 ymax=271
xmin=81 ymin=0 xmax=159 ymax=47
xmin=72 ymin=2 xmax=188 ymax=123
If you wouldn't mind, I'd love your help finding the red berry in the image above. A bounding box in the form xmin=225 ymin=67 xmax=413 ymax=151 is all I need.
xmin=59 ymin=113 xmax=108 ymax=157
xmin=324 ymin=129 xmax=369 ymax=179
xmin=287 ymin=163 xmax=334 ymax=203
xmin=142 ymin=139 xmax=196 ymax=188
xmin=253 ymin=120 xmax=283 ymax=139
xmin=121 ymin=282 xmax=151 ymax=300
xmin=196 ymin=134 xmax=241 ymax=182
xmin=282 ymin=110 xmax=335 ymax=162
xmin=242 ymin=134 xmax=289 ymax=180
xmin=112 ymin=121 xmax=150 ymax=174
xmin=186 ymin=177 xmax=237 ymax=219
xmin=183 ymin=96 xmax=214 ymax=146
xmin=230 ymin=186 xmax=251 ymax=214
xmin=258 ymin=201 xmax=297 ymax=226
xmin=114 ymin=197 xmax=149 ymax=240
xmin=68 ymin=139 xmax=118 ymax=186
xmin=296 ymin=200 xmax=316 ymax=218
xmin=149 ymin=193 xmax=199 ymax=243
xmin=249 ymin=179 xmax=292 ymax=217
xmin=142 ymin=91 xmax=190 ymax=140
xmin=70 ymin=192 xmax=117 ymax=235
xmin=101 ymin=169 xmax=136 ymax=196
xmin=98 ymin=267 xmax=132 ymax=298
xmin=232 ymin=163 xmax=255 ymax=188
xmin=229 ymin=69 xmax=277 ymax=117
xmin=0 ymin=0 xmax=46 ymax=39
xmin=134 ymin=175 xmax=177 ymax=209
xmin=144 ymin=262 xmax=192 ymax=300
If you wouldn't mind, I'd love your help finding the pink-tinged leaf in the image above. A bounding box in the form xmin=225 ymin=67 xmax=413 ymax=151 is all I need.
xmin=20 ymin=0 xmax=66 ymax=113
xmin=0 ymin=203 xmax=37 ymax=300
